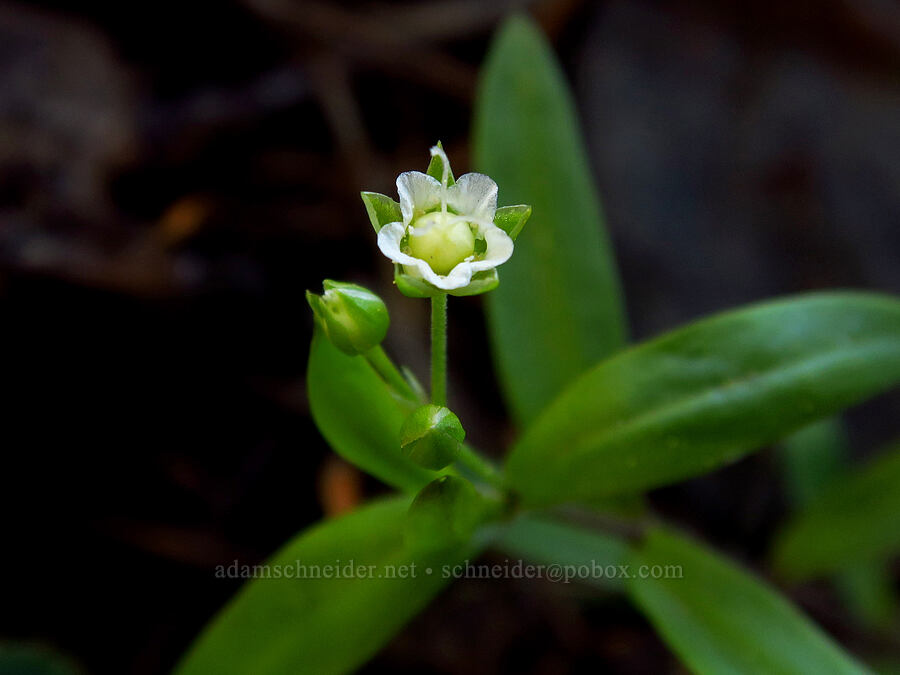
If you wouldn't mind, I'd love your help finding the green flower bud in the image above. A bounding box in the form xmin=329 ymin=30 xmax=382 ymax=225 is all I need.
xmin=306 ymin=280 xmax=388 ymax=356
xmin=405 ymin=475 xmax=484 ymax=551
xmin=400 ymin=404 xmax=465 ymax=470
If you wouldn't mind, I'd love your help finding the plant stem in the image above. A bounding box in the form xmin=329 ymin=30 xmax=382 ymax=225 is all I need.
xmin=365 ymin=346 xmax=417 ymax=401
xmin=429 ymin=293 xmax=503 ymax=489
xmin=430 ymin=293 xmax=448 ymax=406
xmin=456 ymin=444 xmax=504 ymax=489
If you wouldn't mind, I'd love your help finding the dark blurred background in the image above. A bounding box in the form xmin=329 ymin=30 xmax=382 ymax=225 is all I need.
xmin=2 ymin=0 xmax=899 ymax=673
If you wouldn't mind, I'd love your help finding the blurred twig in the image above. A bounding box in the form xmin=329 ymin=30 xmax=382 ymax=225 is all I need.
xmin=241 ymin=0 xmax=479 ymax=99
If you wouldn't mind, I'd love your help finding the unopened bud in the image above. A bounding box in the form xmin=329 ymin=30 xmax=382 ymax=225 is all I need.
xmin=306 ymin=280 xmax=388 ymax=356
xmin=405 ymin=475 xmax=483 ymax=550
xmin=400 ymin=405 xmax=465 ymax=470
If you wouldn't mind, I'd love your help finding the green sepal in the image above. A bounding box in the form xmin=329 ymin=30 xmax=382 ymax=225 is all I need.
xmin=394 ymin=265 xmax=439 ymax=298
xmin=394 ymin=265 xmax=500 ymax=298
xmin=426 ymin=140 xmax=455 ymax=186
xmin=494 ymin=204 xmax=532 ymax=241
xmin=405 ymin=476 xmax=486 ymax=551
xmin=361 ymin=191 xmax=402 ymax=232
xmin=449 ymin=269 xmax=500 ymax=296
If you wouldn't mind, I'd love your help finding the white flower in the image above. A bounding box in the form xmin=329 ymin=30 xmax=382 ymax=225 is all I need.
xmin=377 ymin=146 xmax=514 ymax=291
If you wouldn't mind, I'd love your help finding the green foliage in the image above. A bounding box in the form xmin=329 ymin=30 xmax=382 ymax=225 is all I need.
xmin=495 ymin=514 xmax=629 ymax=591
xmin=628 ymin=529 xmax=869 ymax=675
xmin=190 ymin=14 xmax=900 ymax=675
xmin=175 ymin=498 xmax=474 ymax=675
xmin=0 ymin=644 xmax=82 ymax=675
xmin=505 ymin=292 xmax=900 ymax=506
xmin=307 ymin=329 xmax=432 ymax=492
xmin=777 ymin=419 xmax=898 ymax=629
xmin=474 ymin=14 xmax=627 ymax=425
xmin=778 ymin=418 xmax=850 ymax=508
xmin=773 ymin=439 xmax=900 ymax=580
xmin=835 ymin=561 xmax=898 ymax=631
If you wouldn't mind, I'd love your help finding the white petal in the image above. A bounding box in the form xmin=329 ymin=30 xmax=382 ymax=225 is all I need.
xmin=410 ymin=257 xmax=475 ymax=291
xmin=429 ymin=145 xmax=452 ymax=188
xmin=428 ymin=263 xmax=475 ymax=290
xmin=396 ymin=172 xmax=441 ymax=225
xmin=463 ymin=225 xmax=514 ymax=273
xmin=448 ymin=173 xmax=498 ymax=223
xmin=376 ymin=222 xmax=474 ymax=291
xmin=377 ymin=222 xmax=418 ymax=266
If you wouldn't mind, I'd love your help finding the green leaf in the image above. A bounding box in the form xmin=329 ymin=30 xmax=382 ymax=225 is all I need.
xmin=835 ymin=560 xmax=898 ymax=630
xmin=425 ymin=140 xmax=455 ymax=185
xmin=628 ymin=528 xmax=869 ymax=675
xmin=505 ymin=292 xmax=900 ymax=506
xmin=360 ymin=191 xmax=401 ymax=232
xmin=0 ymin=643 xmax=83 ymax=675
xmin=778 ymin=418 xmax=850 ymax=509
xmin=871 ymin=659 xmax=900 ymax=675
xmin=493 ymin=204 xmax=532 ymax=241
xmin=175 ymin=498 xmax=474 ymax=675
xmin=777 ymin=419 xmax=899 ymax=629
xmin=308 ymin=328 xmax=432 ymax=492
xmin=772 ymin=439 xmax=900 ymax=580
xmin=494 ymin=514 xmax=629 ymax=591
xmin=474 ymin=15 xmax=628 ymax=426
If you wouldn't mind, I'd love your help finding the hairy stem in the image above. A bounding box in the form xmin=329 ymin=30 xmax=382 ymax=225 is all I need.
xmin=429 ymin=292 xmax=503 ymax=489
xmin=431 ymin=293 xmax=448 ymax=406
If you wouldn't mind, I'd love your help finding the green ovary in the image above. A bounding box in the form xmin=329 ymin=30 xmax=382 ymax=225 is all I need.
xmin=407 ymin=212 xmax=476 ymax=275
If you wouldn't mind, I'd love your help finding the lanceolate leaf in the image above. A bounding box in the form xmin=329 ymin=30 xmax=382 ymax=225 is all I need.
xmin=308 ymin=329 xmax=432 ymax=492
xmin=474 ymin=15 xmax=627 ymax=426
xmin=772 ymin=439 xmax=900 ymax=580
xmin=777 ymin=420 xmax=899 ymax=628
xmin=495 ymin=514 xmax=629 ymax=591
xmin=834 ymin=561 xmax=899 ymax=631
xmin=778 ymin=418 xmax=850 ymax=509
xmin=505 ymin=292 xmax=900 ymax=505
xmin=175 ymin=498 xmax=474 ymax=675
xmin=628 ymin=529 xmax=869 ymax=675
xmin=0 ymin=643 xmax=82 ymax=675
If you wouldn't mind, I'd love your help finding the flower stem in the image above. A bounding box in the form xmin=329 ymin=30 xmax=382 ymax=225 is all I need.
xmin=429 ymin=292 xmax=503 ymax=489
xmin=430 ymin=293 xmax=448 ymax=407
xmin=365 ymin=346 xmax=417 ymax=402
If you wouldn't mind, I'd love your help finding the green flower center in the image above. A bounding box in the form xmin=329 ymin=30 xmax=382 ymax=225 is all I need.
xmin=407 ymin=212 xmax=476 ymax=276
